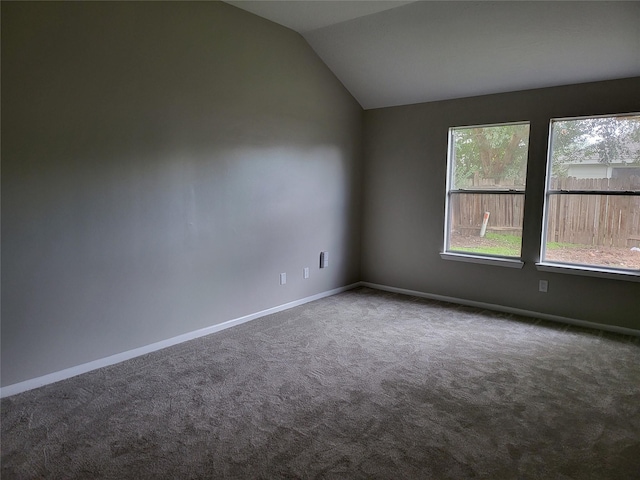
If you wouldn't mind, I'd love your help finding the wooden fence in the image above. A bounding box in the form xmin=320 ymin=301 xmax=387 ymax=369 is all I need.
xmin=451 ymin=177 xmax=640 ymax=247
xmin=451 ymin=192 xmax=525 ymax=237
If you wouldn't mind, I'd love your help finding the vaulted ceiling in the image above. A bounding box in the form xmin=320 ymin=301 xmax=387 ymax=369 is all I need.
xmin=226 ymin=1 xmax=640 ymax=110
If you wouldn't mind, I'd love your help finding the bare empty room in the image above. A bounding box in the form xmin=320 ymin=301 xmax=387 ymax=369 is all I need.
xmin=2 ymin=1 xmax=639 ymax=478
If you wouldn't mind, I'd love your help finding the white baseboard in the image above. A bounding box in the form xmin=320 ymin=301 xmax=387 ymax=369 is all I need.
xmin=360 ymin=282 xmax=640 ymax=338
xmin=4 ymin=281 xmax=636 ymax=398
xmin=0 ymin=283 xmax=359 ymax=399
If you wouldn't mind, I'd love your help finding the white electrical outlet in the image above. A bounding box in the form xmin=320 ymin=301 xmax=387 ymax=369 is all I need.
xmin=303 ymin=267 xmax=309 ymax=279
xmin=280 ymin=273 xmax=286 ymax=285
xmin=539 ymin=280 xmax=548 ymax=293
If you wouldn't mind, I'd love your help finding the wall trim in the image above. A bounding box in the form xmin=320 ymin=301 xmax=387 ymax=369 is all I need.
xmin=360 ymin=282 xmax=640 ymax=338
xmin=0 ymin=283 xmax=360 ymax=398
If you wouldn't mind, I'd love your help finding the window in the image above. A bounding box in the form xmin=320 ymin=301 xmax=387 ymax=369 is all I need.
xmin=442 ymin=122 xmax=530 ymax=267
xmin=540 ymin=113 xmax=640 ymax=276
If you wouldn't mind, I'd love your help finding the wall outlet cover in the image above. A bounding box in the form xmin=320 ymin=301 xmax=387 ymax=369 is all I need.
xmin=539 ymin=280 xmax=548 ymax=292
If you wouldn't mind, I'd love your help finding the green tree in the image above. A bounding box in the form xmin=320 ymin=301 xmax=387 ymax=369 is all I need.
xmin=552 ymin=115 xmax=640 ymax=166
xmin=453 ymin=124 xmax=529 ymax=186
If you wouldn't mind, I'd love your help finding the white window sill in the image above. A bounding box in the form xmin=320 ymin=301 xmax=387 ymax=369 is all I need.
xmin=440 ymin=252 xmax=524 ymax=269
xmin=536 ymin=262 xmax=640 ymax=282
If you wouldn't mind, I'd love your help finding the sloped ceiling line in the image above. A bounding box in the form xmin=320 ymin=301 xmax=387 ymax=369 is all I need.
xmin=225 ymin=1 xmax=640 ymax=109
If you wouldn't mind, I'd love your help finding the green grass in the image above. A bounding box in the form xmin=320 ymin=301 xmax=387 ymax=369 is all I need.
xmin=485 ymin=232 xmax=521 ymax=245
xmin=452 ymin=232 xmax=522 ymax=257
xmin=546 ymin=241 xmax=585 ymax=250
xmin=455 ymin=245 xmax=521 ymax=256
xmin=453 ymin=233 xmax=591 ymax=257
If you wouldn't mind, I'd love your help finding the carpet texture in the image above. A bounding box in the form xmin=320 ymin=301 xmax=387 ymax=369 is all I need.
xmin=2 ymin=287 xmax=640 ymax=479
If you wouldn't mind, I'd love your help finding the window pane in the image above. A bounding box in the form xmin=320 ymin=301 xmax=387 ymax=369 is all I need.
xmin=550 ymin=115 xmax=640 ymax=191
xmin=543 ymin=114 xmax=640 ymax=273
xmin=450 ymin=123 xmax=530 ymax=190
xmin=543 ymin=194 xmax=640 ymax=270
xmin=448 ymin=192 xmax=524 ymax=257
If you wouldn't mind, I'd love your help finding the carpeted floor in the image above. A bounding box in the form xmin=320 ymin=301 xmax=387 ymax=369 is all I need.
xmin=2 ymin=287 xmax=640 ymax=479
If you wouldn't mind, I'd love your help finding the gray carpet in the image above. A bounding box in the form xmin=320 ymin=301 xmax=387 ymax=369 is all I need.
xmin=2 ymin=287 xmax=640 ymax=479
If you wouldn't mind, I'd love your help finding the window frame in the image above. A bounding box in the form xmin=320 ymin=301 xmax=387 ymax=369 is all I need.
xmin=536 ymin=113 xmax=640 ymax=282
xmin=441 ymin=121 xmax=530 ymax=268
